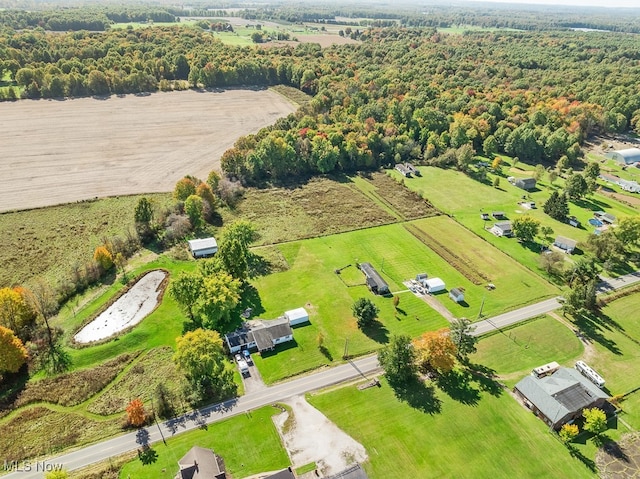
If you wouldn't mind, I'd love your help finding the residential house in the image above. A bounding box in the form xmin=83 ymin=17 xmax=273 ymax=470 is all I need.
xmin=176 ymin=446 xmax=226 ymax=479
xmin=553 ymin=235 xmax=578 ymax=254
xmin=607 ymin=147 xmax=640 ymax=165
xmin=491 ymin=221 xmax=512 ymax=237
xmin=326 ymin=464 xmax=369 ymax=479
xmin=514 ymin=177 xmax=537 ymax=190
xmin=513 ymin=367 xmax=609 ymax=429
xmin=225 ymin=318 xmax=294 ymax=354
xmin=187 ymin=237 xmax=218 ymax=258
xmin=359 ymin=262 xmax=390 ymax=295
xmin=395 ymin=163 xmax=411 ymax=177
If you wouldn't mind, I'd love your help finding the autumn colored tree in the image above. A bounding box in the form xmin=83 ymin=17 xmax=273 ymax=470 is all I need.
xmin=0 ymin=287 xmax=34 ymax=339
xmin=173 ymin=177 xmax=197 ymax=201
xmin=491 ymin=156 xmax=502 ymax=170
xmin=559 ymin=423 xmax=579 ymax=443
xmin=512 ymin=215 xmax=541 ymax=243
xmin=93 ymin=245 xmax=114 ymax=271
xmin=583 ymin=407 xmax=607 ymax=436
xmin=413 ymin=328 xmax=457 ymax=373
xmin=0 ymin=326 xmax=28 ymax=373
xmin=126 ymin=398 xmax=147 ymax=427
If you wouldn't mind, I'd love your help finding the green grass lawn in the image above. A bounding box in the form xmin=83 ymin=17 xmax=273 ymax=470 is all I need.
xmin=119 ymin=405 xmax=289 ymax=479
xmin=308 ymin=376 xmax=594 ymax=478
xmin=471 ymin=314 xmax=584 ymax=385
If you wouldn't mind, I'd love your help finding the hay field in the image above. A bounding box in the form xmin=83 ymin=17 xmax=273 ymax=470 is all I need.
xmin=0 ymin=89 xmax=296 ymax=212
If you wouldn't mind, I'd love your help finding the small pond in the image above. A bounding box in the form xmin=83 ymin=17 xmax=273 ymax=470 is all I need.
xmin=74 ymin=270 xmax=167 ymax=344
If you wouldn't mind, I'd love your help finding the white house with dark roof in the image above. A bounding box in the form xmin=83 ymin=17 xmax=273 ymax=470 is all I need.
xmin=513 ymin=367 xmax=609 ymax=429
xmin=553 ymin=235 xmax=578 ymax=254
xmin=491 ymin=221 xmax=512 ymax=237
xmin=187 ymin=237 xmax=218 ymax=258
xmin=225 ymin=318 xmax=293 ymax=353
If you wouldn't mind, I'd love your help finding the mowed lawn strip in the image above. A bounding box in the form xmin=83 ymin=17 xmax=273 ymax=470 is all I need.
xmin=409 ymin=216 xmax=559 ymax=317
xmin=119 ymin=406 xmax=289 ymax=479
xmin=471 ymin=314 xmax=584 ymax=384
xmin=308 ymin=378 xmax=594 ymax=478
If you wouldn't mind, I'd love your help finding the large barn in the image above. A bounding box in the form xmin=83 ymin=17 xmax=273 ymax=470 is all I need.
xmin=359 ymin=262 xmax=390 ymax=295
xmin=607 ymin=148 xmax=640 ymax=165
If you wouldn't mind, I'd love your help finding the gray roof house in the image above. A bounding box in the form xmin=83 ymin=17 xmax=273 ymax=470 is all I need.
xmin=225 ymin=318 xmax=293 ymax=353
xmin=176 ymin=446 xmax=226 ymax=479
xmin=491 ymin=221 xmax=512 ymax=237
xmin=359 ymin=262 xmax=390 ymax=295
xmin=607 ymin=148 xmax=640 ymax=165
xmin=553 ymin=235 xmax=578 ymax=254
xmin=514 ymin=367 xmax=609 ymax=429
xmin=515 ymin=177 xmax=537 ymax=190
xmin=326 ymin=464 xmax=369 ymax=479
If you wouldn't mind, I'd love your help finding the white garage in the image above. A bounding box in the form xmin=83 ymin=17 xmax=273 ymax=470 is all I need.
xmin=187 ymin=237 xmax=218 ymax=258
xmin=285 ymin=307 xmax=310 ymax=326
xmin=425 ymin=277 xmax=446 ymax=293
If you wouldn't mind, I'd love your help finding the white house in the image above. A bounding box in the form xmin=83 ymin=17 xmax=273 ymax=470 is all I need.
xmin=553 ymin=235 xmax=578 ymax=254
xmin=225 ymin=318 xmax=294 ymax=354
xmin=491 ymin=221 xmax=512 ymax=237
xmin=425 ymin=277 xmax=445 ymax=293
xmin=284 ymin=307 xmax=309 ymax=326
xmin=187 ymin=237 xmax=218 ymax=258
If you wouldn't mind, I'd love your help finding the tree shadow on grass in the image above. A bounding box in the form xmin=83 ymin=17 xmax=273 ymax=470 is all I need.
xmin=572 ymin=311 xmax=622 ymax=355
xmin=566 ymin=444 xmax=597 ymax=473
xmin=361 ymin=319 xmax=389 ymax=344
xmin=464 ymin=361 xmax=504 ymax=398
xmin=436 ymin=370 xmax=481 ymax=406
xmin=388 ymin=377 xmax=442 ymax=415
xmin=319 ymin=345 xmax=333 ymax=361
xmin=138 ymin=445 xmax=158 ymax=465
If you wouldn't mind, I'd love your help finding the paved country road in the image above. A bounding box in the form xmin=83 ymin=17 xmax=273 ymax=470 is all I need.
xmin=4 ymin=271 xmax=640 ymax=478
xmin=2 ymin=356 xmax=380 ymax=479
xmin=472 ymin=270 xmax=640 ymax=336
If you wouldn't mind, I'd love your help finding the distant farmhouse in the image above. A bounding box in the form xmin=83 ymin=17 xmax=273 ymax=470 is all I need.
xmin=514 ymin=177 xmax=537 ymax=191
xmin=514 ymin=367 xmax=609 ymax=429
xmin=607 ymin=147 xmax=640 ymax=165
xmin=187 ymin=237 xmax=218 ymax=258
xmin=553 ymin=235 xmax=578 ymax=254
xmin=491 ymin=221 xmax=512 ymax=237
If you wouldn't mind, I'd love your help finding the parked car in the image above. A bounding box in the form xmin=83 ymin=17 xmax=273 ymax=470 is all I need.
xmin=242 ymin=349 xmax=252 ymax=363
xmin=238 ymin=359 xmax=250 ymax=375
xmin=234 ymin=353 xmax=242 ymax=363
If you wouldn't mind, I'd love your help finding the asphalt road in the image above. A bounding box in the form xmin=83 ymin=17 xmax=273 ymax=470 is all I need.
xmin=472 ymin=270 xmax=640 ymax=336
xmin=3 ymin=355 xmax=380 ymax=479
xmin=5 ymin=271 xmax=640 ymax=478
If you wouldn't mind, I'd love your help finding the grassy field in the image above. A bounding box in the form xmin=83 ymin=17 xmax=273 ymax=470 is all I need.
xmin=119 ymin=406 xmax=289 ymax=479
xmin=309 ymin=376 xmax=594 ymax=478
xmin=471 ymin=314 xmax=584 ymax=385
xmin=0 ymin=193 xmax=171 ymax=288
xmin=250 ymin=218 xmax=557 ymax=383
xmin=391 ymin=165 xmax=639 ymax=276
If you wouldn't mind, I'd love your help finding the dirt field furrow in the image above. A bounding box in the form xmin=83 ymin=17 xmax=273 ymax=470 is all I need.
xmin=0 ymin=89 xmax=297 ymax=212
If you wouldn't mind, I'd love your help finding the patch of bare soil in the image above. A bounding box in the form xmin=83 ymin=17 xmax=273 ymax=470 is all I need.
xmin=0 ymin=89 xmax=296 ymax=212
xmin=273 ymin=395 xmax=367 ymax=476
xmin=597 ymin=432 xmax=640 ymax=479
xmin=584 ymin=134 xmax=640 ymax=159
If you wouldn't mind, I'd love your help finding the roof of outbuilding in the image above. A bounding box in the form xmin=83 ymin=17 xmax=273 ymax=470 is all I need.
xmin=613 ymin=148 xmax=640 ymax=162
xmin=554 ymin=235 xmax=578 ymax=249
xmin=187 ymin=237 xmax=218 ymax=251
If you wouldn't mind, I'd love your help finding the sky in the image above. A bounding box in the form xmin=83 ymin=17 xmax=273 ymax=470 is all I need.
xmin=466 ymin=0 xmax=639 ymax=8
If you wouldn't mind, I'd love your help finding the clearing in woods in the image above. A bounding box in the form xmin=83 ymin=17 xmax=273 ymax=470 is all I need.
xmin=0 ymin=88 xmax=296 ymax=212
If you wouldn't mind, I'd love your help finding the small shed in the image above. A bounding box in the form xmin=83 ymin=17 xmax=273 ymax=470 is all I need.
xmin=425 ymin=277 xmax=445 ymax=293
xmin=515 ymin=177 xmax=537 ymax=190
xmin=491 ymin=221 xmax=512 ymax=237
xmin=607 ymin=148 xmax=640 ymax=165
xmin=602 ymin=213 xmax=616 ymax=224
xmin=568 ymin=216 xmax=580 ymax=227
xmin=187 ymin=237 xmax=218 ymax=258
xmin=553 ymin=235 xmax=578 ymax=254
xmin=480 ymin=213 xmax=490 ymax=220
xmin=492 ymin=211 xmax=505 ymax=219
xmin=284 ymin=307 xmax=309 ymax=326
xmin=449 ymin=287 xmax=464 ymax=303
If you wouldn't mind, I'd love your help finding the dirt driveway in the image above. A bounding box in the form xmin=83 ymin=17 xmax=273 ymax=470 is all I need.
xmin=0 ymin=89 xmax=296 ymax=212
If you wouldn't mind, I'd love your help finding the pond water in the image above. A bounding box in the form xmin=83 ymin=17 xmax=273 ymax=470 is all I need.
xmin=74 ymin=270 xmax=167 ymax=344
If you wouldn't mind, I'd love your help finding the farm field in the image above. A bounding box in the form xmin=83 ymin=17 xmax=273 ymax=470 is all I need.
xmin=250 ymin=219 xmax=557 ymax=383
xmin=0 ymin=89 xmax=296 ymax=213
xmin=391 ymin=165 xmax=640 ymax=275
xmin=309 ymin=375 xmax=594 ymax=478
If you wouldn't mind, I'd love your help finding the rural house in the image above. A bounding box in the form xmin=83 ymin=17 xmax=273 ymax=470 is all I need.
xmin=595 ymin=211 xmax=616 ymax=224
xmin=599 ymin=173 xmax=640 ymax=193
xmin=176 ymin=446 xmax=226 ymax=479
xmin=187 ymin=237 xmax=218 ymax=258
xmin=395 ymin=163 xmax=411 ymax=177
xmin=607 ymin=147 xmax=640 ymax=165
xmin=553 ymin=235 xmax=578 ymax=254
xmin=513 ymin=367 xmax=609 ymax=429
xmin=359 ymin=262 xmax=390 ymax=295
xmin=491 ymin=221 xmax=513 ymax=237
xmin=225 ymin=318 xmax=293 ymax=353
xmin=514 ymin=177 xmax=537 ymax=190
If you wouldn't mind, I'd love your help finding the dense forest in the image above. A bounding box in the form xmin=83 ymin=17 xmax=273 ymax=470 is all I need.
xmin=1 ymin=3 xmax=640 ymax=184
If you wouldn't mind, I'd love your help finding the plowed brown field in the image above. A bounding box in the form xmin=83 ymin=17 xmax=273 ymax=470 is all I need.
xmin=0 ymin=89 xmax=296 ymax=212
